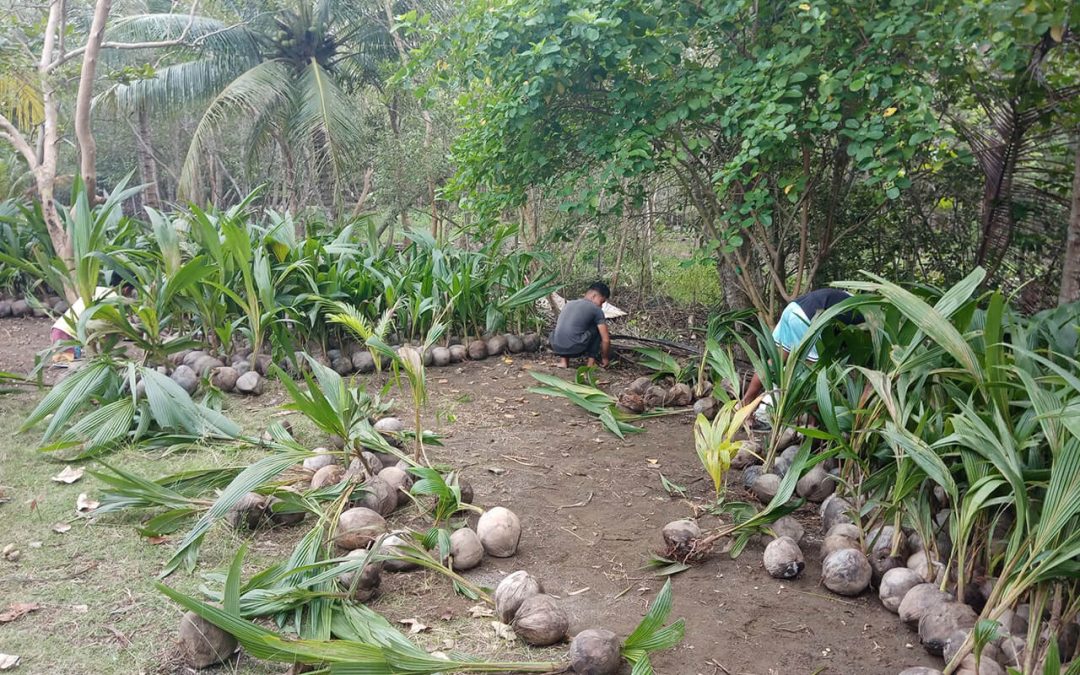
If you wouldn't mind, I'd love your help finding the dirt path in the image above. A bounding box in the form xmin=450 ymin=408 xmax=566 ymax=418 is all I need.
xmin=0 ymin=318 xmax=938 ymax=674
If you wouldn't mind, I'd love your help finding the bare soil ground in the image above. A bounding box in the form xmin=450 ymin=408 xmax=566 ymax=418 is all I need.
xmin=0 ymin=317 xmax=938 ymax=674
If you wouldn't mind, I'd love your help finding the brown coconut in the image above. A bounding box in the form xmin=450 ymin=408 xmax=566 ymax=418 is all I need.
xmin=477 ymin=506 xmax=521 ymax=557
xmin=335 ymin=507 xmax=386 ymax=550
xmin=821 ymin=548 xmax=872 ymax=596
xmin=512 ymin=594 xmax=569 ymax=646
xmin=627 ymin=376 xmax=653 ymax=395
xmin=210 ymin=366 xmax=239 ymax=392
xmin=918 ymin=602 xmax=978 ymax=656
xmin=730 ymin=441 xmax=762 ymax=469
xmin=495 ymin=570 xmax=544 ymax=623
xmin=617 ymin=391 xmax=646 ymax=414
xmin=770 ymin=515 xmax=805 ymax=543
xmin=521 ymin=333 xmax=541 ymax=352
xmin=506 ymin=334 xmax=524 ymax=353
xmin=879 ymin=566 xmax=925 ymax=613
xmin=310 ymin=465 xmax=345 ymax=490
xmin=178 ymin=611 xmax=237 ymax=668
xmin=820 ymin=494 xmax=856 ymax=533
xmin=898 ymin=583 xmax=953 ymax=629
xmin=449 ymin=527 xmax=484 ymax=571
xmin=226 ymin=492 xmax=268 ymax=530
xmin=486 ymin=335 xmax=509 ymax=356
xmin=338 ymin=549 xmax=383 ymax=601
xmin=266 ymin=495 xmax=305 ymax=526
xmin=795 ymin=465 xmax=836 ymax=502
xmin=751 ymin=473 xmax=781 ymax=503
xmin=374 ymin=417 xmax=405 ymax=434
xmin=661 ymin=519 xmax=701 ymax=556
xmin=377 ymin=466 xmax=413 ymax=506
xmin=467 ymin=340 xmax=489 ymax=360
xmin=643 ymin=385 xmax=667 ymax=409
xmin=303 ymin=449 xmax=338 ymax=472
xmin=448 ymin=344 xmax=467 ymax=362
xmin=664 ymin=383 xmax=693 ymax=407
xmin=763 ymin=536 xmax=805 ymax=579
xmin=569 ymin=629 xmax=622 ymax=675
xmin=430 ymin=346 xmax=452 ymax=367
xmin=377 ymin=532 xmax=419 ymax=572
xmin=358 ymin=477 xmax=397 ymax=516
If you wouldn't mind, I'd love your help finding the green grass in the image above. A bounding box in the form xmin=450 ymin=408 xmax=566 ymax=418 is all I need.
xmin=652 ymin=256 xmax=723 ymax=308
xmin=0 ymin=391 xmax=292 ymax=674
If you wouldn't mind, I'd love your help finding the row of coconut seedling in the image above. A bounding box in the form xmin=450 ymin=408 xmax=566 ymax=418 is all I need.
xmin=617 ymin=375 xmax=724 ymax=417
xmin=161 ymin=333 xmax=543 ymax=397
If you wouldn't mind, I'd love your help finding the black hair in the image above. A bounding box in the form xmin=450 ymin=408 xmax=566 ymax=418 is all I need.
xmin=587 ymin=282 xmax=611 ymax=300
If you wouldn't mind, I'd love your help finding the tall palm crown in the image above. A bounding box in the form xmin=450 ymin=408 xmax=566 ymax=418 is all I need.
xmin=101 ymin=0 xmax=405 ymax=204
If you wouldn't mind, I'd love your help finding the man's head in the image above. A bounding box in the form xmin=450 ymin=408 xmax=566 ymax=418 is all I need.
xmin=584 ymin=282 xmax=610 ymax=307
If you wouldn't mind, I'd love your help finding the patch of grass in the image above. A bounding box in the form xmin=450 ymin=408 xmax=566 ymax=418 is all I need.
xmin=653 ymin=256 xmax=723 ymax=308
xmin=0 ymin=391 xmax=300 ymax=675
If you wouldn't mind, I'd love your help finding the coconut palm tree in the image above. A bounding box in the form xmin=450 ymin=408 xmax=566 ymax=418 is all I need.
xmin=101 ymin=0 xmax=408 ymax=210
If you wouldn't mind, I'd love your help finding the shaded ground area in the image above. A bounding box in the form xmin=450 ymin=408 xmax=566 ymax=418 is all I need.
xmin=0 ymin=318 xmax=937 ymax=674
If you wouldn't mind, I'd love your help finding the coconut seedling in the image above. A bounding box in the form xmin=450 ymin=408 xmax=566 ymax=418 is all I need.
xmin=529 ymin=371 xmax=675 ymax=438
xmin=693 ymin=396 xmax=762 ymax=501
xmin=407 ymin=466 xmax=482 ymax=524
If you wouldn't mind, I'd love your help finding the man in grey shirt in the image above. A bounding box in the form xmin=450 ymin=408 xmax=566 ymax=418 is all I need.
xmin=549 ymin=282 xmax=612 ymax=368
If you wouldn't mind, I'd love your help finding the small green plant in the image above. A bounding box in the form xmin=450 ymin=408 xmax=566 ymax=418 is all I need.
xmin=693 ymin=397 xmax=761 ymax=500
xmin=528 ymin=370 xmax=675 ymax=437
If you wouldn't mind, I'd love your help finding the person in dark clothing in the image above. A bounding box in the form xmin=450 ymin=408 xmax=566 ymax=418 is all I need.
xmin=549 ymin=282 xmax=612 ymax=368
xmin=740 ymin=287 xmax=862 ymax=409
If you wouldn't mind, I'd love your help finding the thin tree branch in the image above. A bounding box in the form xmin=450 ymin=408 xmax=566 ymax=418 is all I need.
xmin=0 ymin=114 xmax=39 ymax=168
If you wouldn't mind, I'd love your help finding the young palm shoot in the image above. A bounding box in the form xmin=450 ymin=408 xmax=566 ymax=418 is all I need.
xmin=396 ymin=320 xmax=446 ymax=465
xmin=694 ymin=396 xmax=762 ymax=501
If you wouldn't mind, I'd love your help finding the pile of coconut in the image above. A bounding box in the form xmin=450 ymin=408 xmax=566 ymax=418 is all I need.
xmin=617 ymin=375 xmax=718 ymax=415
xmin=0 ymin=293 xmax=68 ymax=319
xmin=307 ymin=332 xmax=542 ymax=377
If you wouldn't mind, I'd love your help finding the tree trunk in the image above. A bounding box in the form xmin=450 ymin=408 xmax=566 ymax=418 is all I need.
xmin=75 ymin=0 xmax=112 ymax=201
xmin=1060 ymin=138 xmax=1080 ymax=305
xmin=135 ymin=105 xmax=161 ymax=211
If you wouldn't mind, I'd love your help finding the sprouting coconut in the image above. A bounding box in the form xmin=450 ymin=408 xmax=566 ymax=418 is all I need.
xmin=907 ymin=550 xmax=942 ymax=582
xmin=431 ymin=347 xmax=452 ymax=367
xmin=506 ymin=334 xmax=525 ymax=353
xmin=495 ymin=570 xmax=544 ymax=623
xmin=303 ymin=448 xmax=337 ymax=472
xmin=487 ymin=335 xmax=509 ymax=356
xmin=477 ymin=506 xmax=521 ymax=557
xmin=661 ymin=519 xmax=701 ymax=558
xmin=569 ymin=629 xmax=622 ymax=675
xmin=335 ymin=507 xmax=386 ymax=550
xmin=918 ymin=602 xmax=977 ymax=656
xmin=459 ymin=478 xmax=475 ymax=504
xmin=664 ymin=383 xmax=693 ymax=407
xmin=338 ymin=549 xmax=382 ymax=601
xmin=898 ymin=583 xmax=953 ymax=629
xmin=821 ymin=548 xmax=872 ymax=596
xmin=448 ymin=344 xmax=468 ymax=362
xmin=377 ymin=466 xmax=413 ymax=506
xmin=693 ymin=396 xmax=719 ymax=420
xmin=226 ymin=492 xmax=268 ymax=530
xmin=377 ymin=532 xmax=420 ymax=572
xmin=879 ymin=566 xmax=925 ymax=613
xmin=178 ymin=611 xmax=237 ymax=668
xmin=449 ymin=527 xmax=484 ymax=571
xmin=210 ymin=366 xmax=239 ymax=392
xmin=311 ymin=465 xmax=345 ymax=490
xmin=763 ymin=536 xmax=805 ymax=579
xmin=512 ymin=594 xmax=569 ymax=646
xmin=467 ymin=340 xmax=489 ymax=360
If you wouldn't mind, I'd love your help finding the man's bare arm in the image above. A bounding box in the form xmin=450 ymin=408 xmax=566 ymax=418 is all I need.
xmin=598 ymin=323 xmax=611 ymax=366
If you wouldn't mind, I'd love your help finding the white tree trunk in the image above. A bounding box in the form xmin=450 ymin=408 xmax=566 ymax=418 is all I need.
xmin=75 ymin=0 xmax=113 ymax=201
xmin=1060 ymin=138 xmax=1080 ymax=305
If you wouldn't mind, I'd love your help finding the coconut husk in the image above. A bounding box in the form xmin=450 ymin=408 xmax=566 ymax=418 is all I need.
xmin=512 ymin=594 xmax=569 ymax=646
xmin=335 ymin=507 xmax=386 ymax=550
xmin=494 ymin=571 xmax=543 ymax=623
xmin=477 ymin=506 xmax=521 ymax=557
xmin=569 ymin=629 xmax=622 ymax=675
xmin=179 ymin=611 xmax=237 ymax=668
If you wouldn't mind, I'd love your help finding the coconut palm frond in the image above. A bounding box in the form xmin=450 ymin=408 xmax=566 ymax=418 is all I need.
xmin=178 ymin=59 xmax=293 ymax=200
xmin=107 ymin=13 xmax=262 ymax=57
xmin=0 ymin=73 xmax=45 ymax=129
xmin=621 ymin=578 xmax=685 ymax=674
xmin=98 ymin=58 xmax=257 ymax=115
xmin=291 ymin=59 xmax=366 ymax=200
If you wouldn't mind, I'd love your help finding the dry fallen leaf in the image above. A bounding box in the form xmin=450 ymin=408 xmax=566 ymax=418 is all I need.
xmin=75 ymin=494 xmax=99 ymax=512
xmin=468 ymin=604 xmax=494 ymax=619
xmin=0 ymin=602 xmax=41 ymax=624
xmin=398 ymin=618 xmax=429 ymax=634
xmin=146 ymin=536 xmax=170 ymax=546
xmin=491 ymin=621 xmax=516 ymax=641
xmin=51 ymin=467 xmax=84 ymax=484
xmin=51 ymin=522 xmax=71 ymax=534
xmin=0 ymin=654 xmax=20 ymax=670
xmin=70 ymin=604 xmax=88 ymax=614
